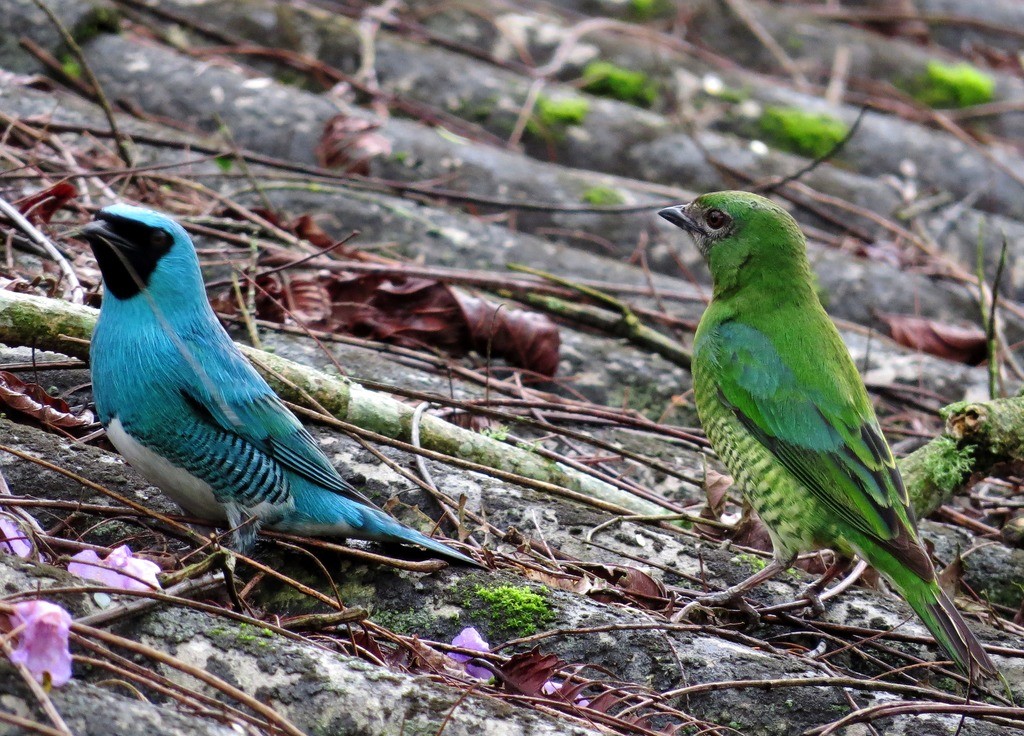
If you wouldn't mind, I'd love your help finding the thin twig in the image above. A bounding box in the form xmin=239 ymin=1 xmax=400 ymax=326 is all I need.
xmin=0 ymin=196 xmax=84 ymax=303
xmin=29 ymin=0 xmax=133 ymax=168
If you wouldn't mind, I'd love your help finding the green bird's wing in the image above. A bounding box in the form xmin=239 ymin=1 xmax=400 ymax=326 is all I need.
xmin=702 ymin=321 xmax=931 ymax=578
xmin=176 ymin=334 xmax=378 ymax=508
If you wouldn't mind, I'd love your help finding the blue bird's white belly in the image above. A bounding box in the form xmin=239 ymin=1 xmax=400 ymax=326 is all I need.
xmin=107 ymin=418 xmax=227 ymax=520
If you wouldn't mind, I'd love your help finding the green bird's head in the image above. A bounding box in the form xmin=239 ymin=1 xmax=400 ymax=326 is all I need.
xmin=659 ymin=191 xmax=811 ymax=298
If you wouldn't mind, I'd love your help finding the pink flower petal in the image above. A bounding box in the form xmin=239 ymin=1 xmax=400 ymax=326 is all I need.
xmin=0 ymin=516 xmax=32 ymax=558
xmin=8 ymin=601 xmax=72 ymax=686
xmin=68 ymin=546 xmax=161 ymax=592
xmin=448 ymin=627 xmax=491 ymax=679
xmin=450 ymin=627 xmax=489 ymax=655
xmin=542 ymin=678 xmax=589 ymax=707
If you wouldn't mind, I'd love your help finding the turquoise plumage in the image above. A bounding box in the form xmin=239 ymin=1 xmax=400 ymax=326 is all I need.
xmin=84 ymin=204 xmax=476 ymax=565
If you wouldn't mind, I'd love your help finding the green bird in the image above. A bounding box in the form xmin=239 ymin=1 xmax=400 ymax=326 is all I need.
xmin=659 ymin=191 xmax=996 ymax=679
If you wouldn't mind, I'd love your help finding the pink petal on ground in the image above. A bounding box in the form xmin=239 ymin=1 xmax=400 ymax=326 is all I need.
xmin=68 ymin=546 xmax=161 ymax=592
xmin=8 ymin=600 xmax=72 ymax=686
xmin=0 ymin=516 xmax=32 ymax=558
xmin=448 ymin=627 xmax=491 ymax=679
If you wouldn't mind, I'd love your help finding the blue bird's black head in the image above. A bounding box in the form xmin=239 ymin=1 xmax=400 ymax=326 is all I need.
xmin=82 ymin=204 xmax=198 ymax=301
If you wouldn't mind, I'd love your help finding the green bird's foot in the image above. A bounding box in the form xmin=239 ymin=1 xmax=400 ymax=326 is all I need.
xmin=796 ymin=559 xmax=849 ymax=618
xmin=672 ymin=558 xmax=791 ymax=625
xmin=673 ymin=590 xmax=761 ymax=626
xmin=797 ymin=583 xmax=826 ymax=617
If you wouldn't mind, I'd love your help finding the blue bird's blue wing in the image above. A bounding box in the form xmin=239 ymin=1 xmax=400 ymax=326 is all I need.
xmin=182 ymin=335 xmax=378 ymax=509
xmin=178 ymin=342 xmax=480 ymax=564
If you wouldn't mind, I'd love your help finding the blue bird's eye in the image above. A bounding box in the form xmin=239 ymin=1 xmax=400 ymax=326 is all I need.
xmin=150 ymin=229 xmax=172 ymax=249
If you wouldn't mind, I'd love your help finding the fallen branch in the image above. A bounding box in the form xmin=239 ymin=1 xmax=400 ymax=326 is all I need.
xmin=0 ymin=289 xmax=665 ymax=517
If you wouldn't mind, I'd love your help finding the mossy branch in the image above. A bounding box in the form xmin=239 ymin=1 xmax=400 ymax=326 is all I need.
xmin=0 ymin=290 xmax=666 ymax=517
xmin=5 ymin=290 xmax=1017 ymax=523
xmin=903 ymin=396 xmax=1024 ymax=517
xmin=505 ymin=263 xmax=691 ymax=369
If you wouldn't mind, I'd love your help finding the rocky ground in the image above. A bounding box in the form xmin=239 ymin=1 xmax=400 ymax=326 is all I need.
xmin=1 ymin=0 xmax=1024 ymax=734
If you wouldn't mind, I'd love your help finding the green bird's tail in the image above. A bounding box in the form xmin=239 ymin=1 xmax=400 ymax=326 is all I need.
xmin=883 ymin=565 xmax=996 ymax=680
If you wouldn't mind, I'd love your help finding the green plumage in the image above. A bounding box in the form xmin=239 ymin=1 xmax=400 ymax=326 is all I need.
xmin=661 ymin=191 xmax=995 ymax=678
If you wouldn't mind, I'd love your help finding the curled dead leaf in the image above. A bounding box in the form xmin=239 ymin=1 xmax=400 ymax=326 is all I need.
xmin=454 ymin=293 xmax=560 ymax=377
xmin=215 ymin=270 xmax=560 ymax=376
xmin=497 ymin=648 xmax=564 ymax=696
xmin=701 ymin=467 xmax=733 ymax=522
xmin=577 ymin=563 xmax=668 ymax=609
xmin=0 ymin=371 xmax=93 ymax=430
xmin=14 ymin=181 xmax=78 ymax=224
xmin=317 ymin=114 xmax=392 ymax=174
xmin=878 ymin=313 xmax=987 ymax=365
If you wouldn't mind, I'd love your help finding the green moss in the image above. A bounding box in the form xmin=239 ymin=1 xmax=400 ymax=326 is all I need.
xmin=469 ymin=584 xmax=553 ymax=637
xmin=215 ymin=154 xmax=234 ymax=172
xmin=455 ymin=95 xmax=499 ymax=123
xmin=59 ymin=54 xmax=82 ymax=81
xmin=480 ymin=424 xmax=509 ymax=441
xmin=732 ymin=553 xmax=769 ymax=572
xmin=910 ymin=62 xmax=995 ymax=109
xmin=758 ymin=107 xmax=849 ymax=159
xmin=783 ymin=34 xmax=805 ymax=53
xmin=390 ymin=150 xmax=410 ymax=164
xmin=71 ymin=6 xmax=120 ymax=45
xmin=708 ymin=86 xmax=749 ymax=104
xmin=920 ymin=435 xmax=975 ymax=493
xmin=225 ymin=622 xmax=275 ymax=648
xmin=538 ymin=95 xmax=590 ymax=126
xmin=581 ymin=61 xmax=657 ymax=106
xmin=581 ymin=185 xmax=626 ymax=206
xmin=372 ymin=608 xmax=442 ymax=635
xmin=526 ymin=95 xmax=590 ymax=139
xmin=628 ymin=0 xmax=673 ymax=20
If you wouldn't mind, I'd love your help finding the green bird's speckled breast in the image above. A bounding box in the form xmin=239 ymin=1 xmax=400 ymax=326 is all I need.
xmin=692 ymin=325 xmax=852 ymax=563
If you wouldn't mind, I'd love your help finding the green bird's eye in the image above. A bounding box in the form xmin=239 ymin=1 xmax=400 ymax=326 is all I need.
xmin=150 ymin=229 xmax=172 ymax=249
xmin=705 ymin=209 xmax=729 ymax=230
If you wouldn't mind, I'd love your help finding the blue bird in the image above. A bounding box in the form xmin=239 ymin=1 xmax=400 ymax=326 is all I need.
xmin=82 ymin=204 xmax=477 ymax=565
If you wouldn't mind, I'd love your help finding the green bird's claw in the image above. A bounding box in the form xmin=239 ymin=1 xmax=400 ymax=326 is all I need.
xmin=672 ymin=592 xmax=761 ymax=627
xmin=797 ymin=582 xmax=828 ymax=617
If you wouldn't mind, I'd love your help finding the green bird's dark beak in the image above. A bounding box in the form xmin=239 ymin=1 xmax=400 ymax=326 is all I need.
xmin=657 ymin=204 xmax=705 ymax=235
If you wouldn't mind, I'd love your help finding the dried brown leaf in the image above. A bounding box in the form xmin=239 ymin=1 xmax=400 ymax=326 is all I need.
xmin=317 ymin=114 xmax=391 ymax=174
xmin=521 ymin=566 xmax=593 ymax=595
xmin=729 ymin=502 xmax=774 ymax=555
xmin=291 ymin=214 xmax=339 ymax=251
xmin=282 ymin=276 xmax=332 ymax=326
xmin=497 ymin=648 xmax=564 ymax=696
xmin=14 ymin=181 xmax=78 ymax=224
xmin=443 ymin=410 xmax=502 ymax=433
xmin=936 ymin=550 xmax=965 ymax=599
xmin=216 ymin=270 xmax=560 ymax=375
xmin=403 ymin=636 xmax=466 ymax=676
xmin=329 ymin=274 xmax=560 ymax=375
xmin=0 ymin=371 xmax=93 ymax=429
xmin=879 ymin=313 xmax=987 ymax=365
xmin=702 ymin=467 xmax=733 ymax=522
xmin=578 ymin=563 xmax=668 ymax=609
xmin=454 ymin=293 xmax=560 ymax=377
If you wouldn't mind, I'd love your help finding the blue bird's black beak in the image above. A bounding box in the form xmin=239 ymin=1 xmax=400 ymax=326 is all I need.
xmin=81 ymin=211 xmax=173 ymax=300
xmin=81 ymin=220 xmax=128 ymax=254
xmin=80 ymin=212 xmax=142 ymax=255
xmin=657 ymin=204 xmax=705 ymax=236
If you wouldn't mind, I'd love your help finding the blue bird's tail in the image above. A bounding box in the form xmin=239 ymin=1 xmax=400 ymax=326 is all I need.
xmin=282 ymin=483 xmax=480 ymax=566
